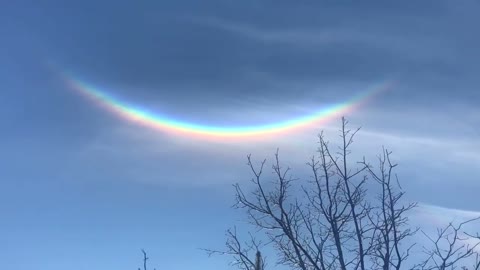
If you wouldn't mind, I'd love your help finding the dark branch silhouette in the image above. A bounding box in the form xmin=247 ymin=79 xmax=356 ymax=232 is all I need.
xmin=414 ymin=218 xmax=480 ymax=270
xmin=138 ymin=249 xmax=156 ymax=270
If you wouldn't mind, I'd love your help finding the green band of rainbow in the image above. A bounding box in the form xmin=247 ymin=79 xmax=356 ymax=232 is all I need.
xmin=64 ymin=75 xmax=392 ymax=138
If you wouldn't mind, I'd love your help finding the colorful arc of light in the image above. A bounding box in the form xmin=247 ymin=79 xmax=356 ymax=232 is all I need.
xmin=65 ymin=76 xmax=392 ymax=138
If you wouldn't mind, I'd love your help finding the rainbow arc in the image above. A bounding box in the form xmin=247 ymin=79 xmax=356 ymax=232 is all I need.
xmin=64 ymin=76 xmax=392 ymax=139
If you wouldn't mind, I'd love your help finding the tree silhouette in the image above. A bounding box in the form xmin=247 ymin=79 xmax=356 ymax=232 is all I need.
xmin=207 ymin=118 xmax=480 ymax=270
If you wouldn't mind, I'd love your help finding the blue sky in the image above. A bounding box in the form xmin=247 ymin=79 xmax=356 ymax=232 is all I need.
xmin=1 ymin=1 xmax=480 ymax=269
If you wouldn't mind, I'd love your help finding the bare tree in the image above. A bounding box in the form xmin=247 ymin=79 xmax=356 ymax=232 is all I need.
xmin=208 ymin=118 xmax=417 ymax=269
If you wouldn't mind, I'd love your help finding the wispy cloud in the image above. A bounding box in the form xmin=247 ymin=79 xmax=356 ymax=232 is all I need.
xmin=414 ymin=203 xmax=480 ymax=225
xmin=192 ymin=16 xmax=455 ymax=60
xmin=408 ymin=204 xmax=480 ymax=258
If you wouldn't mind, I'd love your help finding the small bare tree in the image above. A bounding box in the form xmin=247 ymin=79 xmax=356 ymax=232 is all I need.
xmin=204 ymin=227 xmax=266 ymax=270
xmin=138 ymin=249 xmax=156 ymax=270
xmin=414 ymin=218 xmax=480 ymax=270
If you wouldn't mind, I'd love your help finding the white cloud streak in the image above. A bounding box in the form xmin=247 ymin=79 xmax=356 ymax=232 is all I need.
xmin=191 ymin=16 xmax=456 ymax=61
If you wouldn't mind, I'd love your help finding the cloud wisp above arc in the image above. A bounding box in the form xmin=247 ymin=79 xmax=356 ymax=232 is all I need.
xmin=63 ymin=73 xmax=393 ymax=140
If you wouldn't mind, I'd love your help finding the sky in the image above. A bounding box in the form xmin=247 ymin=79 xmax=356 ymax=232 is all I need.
xmin=1 ymin=1 xmax=480 ymax=269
